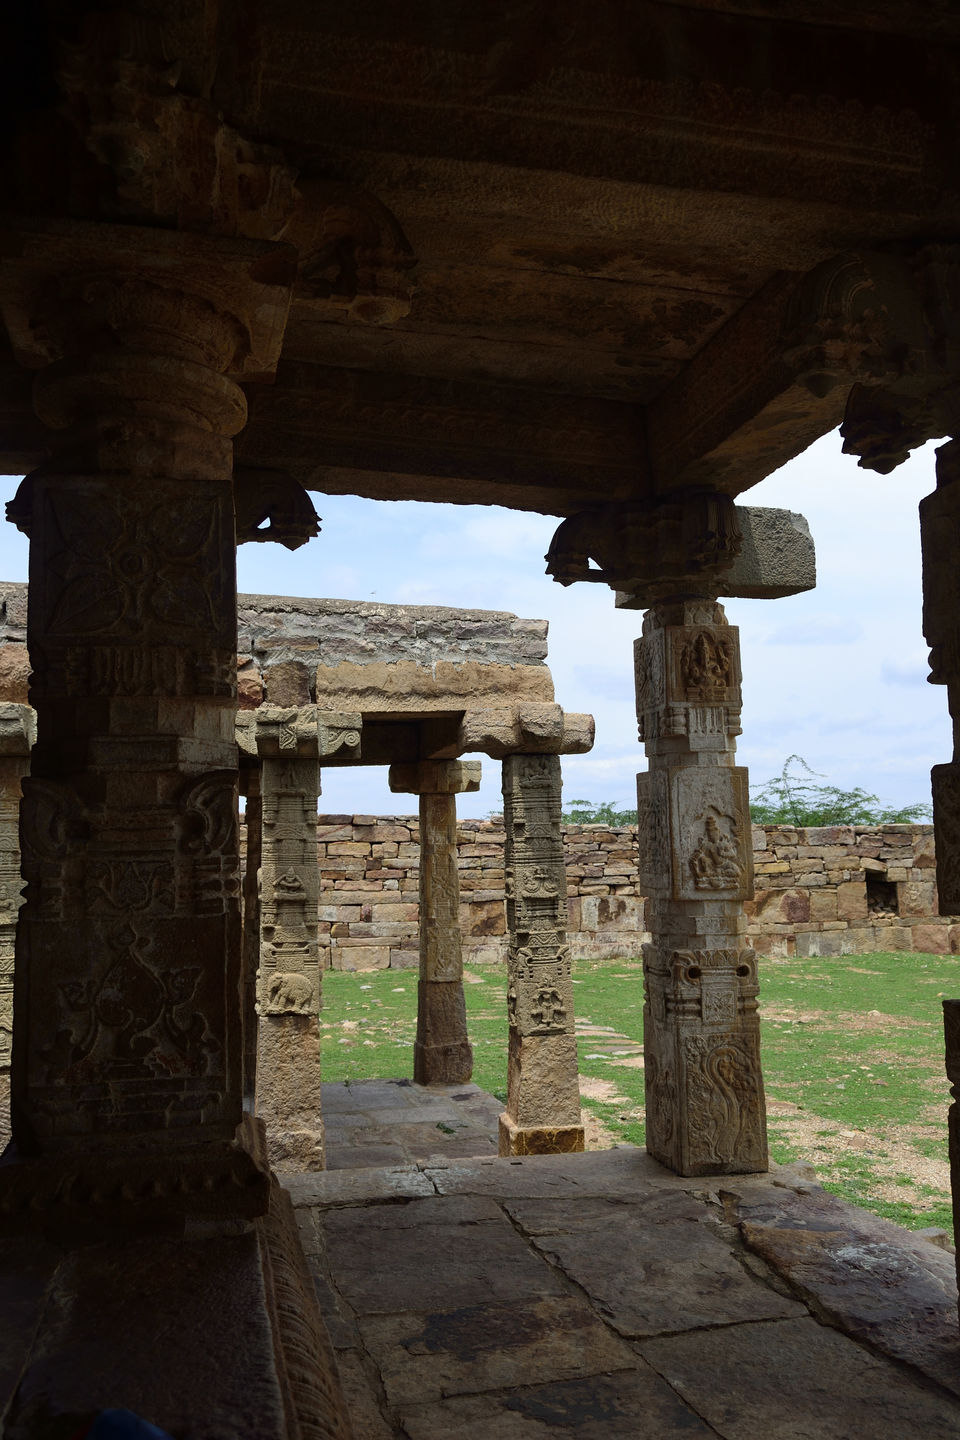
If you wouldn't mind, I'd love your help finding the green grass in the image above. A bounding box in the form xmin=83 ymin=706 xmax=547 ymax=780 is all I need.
xmin=319 ymin=952 xmax=959 ymax=1236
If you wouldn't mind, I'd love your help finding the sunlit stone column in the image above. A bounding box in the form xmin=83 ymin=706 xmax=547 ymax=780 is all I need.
xmin=390 ymin=760 xmax=479 ymax=1084
xmin=499 ymin=753 xmax=584 ymax=1156
xmin=546 ymin=495 xmax=816 ymax=1176
xmin=636 ymin=601 xmax=767 ymax=1175
xmin=255 ymin=707 xmax=324 ymax=1170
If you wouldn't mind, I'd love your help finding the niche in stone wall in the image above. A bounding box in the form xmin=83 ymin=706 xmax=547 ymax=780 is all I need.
xmin=865 ymin=870 xmax=899 ymax=918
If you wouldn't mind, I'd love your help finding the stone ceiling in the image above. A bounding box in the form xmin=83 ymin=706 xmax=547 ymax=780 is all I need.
xmin=3 ymin=1 xmax=958 ymax=515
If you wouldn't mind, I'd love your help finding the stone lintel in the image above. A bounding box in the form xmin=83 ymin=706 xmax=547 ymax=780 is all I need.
xmin=498 ymin=1113 xmax=585 ymax=1157
xmin=0 ymin=702 xmax=35 ymax=756
xmin=615 ymin=507 xmax=816 ymax=609
xmin=389 ymin=760 xmax=481 ymax=795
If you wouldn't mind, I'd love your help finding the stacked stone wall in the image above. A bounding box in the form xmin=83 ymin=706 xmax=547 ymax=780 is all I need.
xmin=747 ymin=822 xmax=957 ymax=957
xmin=240 ymin=816 xmax=959 ymax=969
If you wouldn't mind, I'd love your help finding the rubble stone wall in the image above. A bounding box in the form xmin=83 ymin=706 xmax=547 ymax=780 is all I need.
xmin=240 ymin=816 xmax=958 ymax=970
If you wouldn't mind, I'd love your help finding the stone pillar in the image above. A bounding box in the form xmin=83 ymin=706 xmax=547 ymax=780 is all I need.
xmin=922 ymin=440 xmax=960 ymax=912
xmin=389 ymin=760 xmax=480 ymax=1085
xmin=944 ymin=999 xmax=960 ymax=1315
xmin=0 ymin=705 xmax=34 ymax=1074
xmin=255 ymin=707 xmax=324 ymax=1171
xmin=0 ymin=224 xmax=295 ymax=1222
xmin=636 ymin=601 xmax=767 ymax=1175
xmin=499 ymin=753 xmax=584 ymax=1156
xmin=240 ymin=768 xmax=262 ymax=1106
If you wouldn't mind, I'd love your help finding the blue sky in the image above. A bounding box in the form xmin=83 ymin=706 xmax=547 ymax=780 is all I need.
xmin=0 ymin=429 xmax=946 ymax=819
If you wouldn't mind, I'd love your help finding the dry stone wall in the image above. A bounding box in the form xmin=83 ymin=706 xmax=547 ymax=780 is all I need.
xmin=245 ymin=816 xmax=959 ymax=970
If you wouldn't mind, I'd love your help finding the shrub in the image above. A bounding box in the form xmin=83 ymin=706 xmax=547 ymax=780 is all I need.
xmin=748 ymin=755 xmax=932 ymax=827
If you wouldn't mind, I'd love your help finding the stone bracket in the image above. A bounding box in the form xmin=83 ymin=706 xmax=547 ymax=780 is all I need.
xmin=255 ymin=705 xmax=321 ymax=759
xmin=317 ymin=711 xmax=362 ymax=761
xmin=615 ymin=506 xmax=816 ymax=608
xmin=389 ymin=759 xmax=481 ymax=795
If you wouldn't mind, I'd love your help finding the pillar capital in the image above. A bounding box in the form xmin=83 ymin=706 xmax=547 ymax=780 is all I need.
xmin=256 ymin=705 xmax=322 ymax=760
xmin=0 ymin=220 xmax=297 ymax=484
xmin=389 ymin=759 xmax=481 ymax=795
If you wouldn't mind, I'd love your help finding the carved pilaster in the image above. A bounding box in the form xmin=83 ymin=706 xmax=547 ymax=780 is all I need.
xmin=389 ymin=760 xmax=479 ymax=1086
xmin=255 ymin=708 xmax=323 ymax=1172
xmin=241 ymin=770 xmax=262 ymax=1105
xmin=637 ymin=602 xmax=767 ymax=1175
xmin=499 ymin=754 xmax=584 ymax=1156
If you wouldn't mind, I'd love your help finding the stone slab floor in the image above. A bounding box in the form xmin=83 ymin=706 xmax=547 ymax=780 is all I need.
xmin=285 ymin=1079 xmax=960 ymax=1439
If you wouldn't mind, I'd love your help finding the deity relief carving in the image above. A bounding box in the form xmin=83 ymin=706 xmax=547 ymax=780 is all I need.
xmin=689 ymin=813 xmax=745 ymax=890
xmin=530 ymin=987 xmax=567 ymax=1033
xmin=678 ymin=630 xmax=732 ymax=701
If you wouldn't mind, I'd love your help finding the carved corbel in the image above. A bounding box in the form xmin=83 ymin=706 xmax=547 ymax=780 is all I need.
xmin=282 ymin=180 xmax=416 ymax=325
xmin=316 ymin=712 xmax=362 ymax=761
xmin=546 ymin=491 xmax=742 ymax=598
xmin=255 ymin=705 xmax=320 ymax=759
xmin=785 ymin=246 xmax=960 ymax=475
xmin=48 ymin=8 xmax=298 ymax=238
xmin=234 ymin=469 xmax=320 ymax=551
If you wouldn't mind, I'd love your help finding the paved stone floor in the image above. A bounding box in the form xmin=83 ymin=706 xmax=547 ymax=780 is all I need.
xmin=286 ymin=1079 xmax=960 ymax=1439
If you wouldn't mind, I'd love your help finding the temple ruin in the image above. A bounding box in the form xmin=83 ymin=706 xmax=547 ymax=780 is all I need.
xmin=2 ymin=3 xmax=960 ymax=1435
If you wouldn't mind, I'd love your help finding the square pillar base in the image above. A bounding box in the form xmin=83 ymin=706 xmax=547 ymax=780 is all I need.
xmin=0 ymin=1114 xmax=272 ymax=1238
xmin=498 ymin=1112 xmax=585 ymax=1157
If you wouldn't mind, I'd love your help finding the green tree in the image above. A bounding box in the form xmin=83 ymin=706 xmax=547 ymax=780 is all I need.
xmin=748 ymin=755 xmax=931 ymax=827
xmin=561 ymin=799 xmax=638 ymax=825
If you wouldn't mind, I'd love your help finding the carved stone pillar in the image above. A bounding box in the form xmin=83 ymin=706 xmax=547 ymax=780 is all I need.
xmin=499 ymin=753 xmax=584 ymax=1156
xmin=944 ymin=999 xmax=960 ymax=1317
xmin=0 ymin=223 xmax=295 ymax=1223
xmin=255 ymin=707 xmax=324 ymax=1171
xmin=636 ymin=602 xmax=767 ymax=1175
xmin=0 ymin=705 xmax=34 ymax=1073
xmin=389 ymin=760 xmax=480 ymax=1085
xmin=240 ymin=768 xmax=262 ymax=1106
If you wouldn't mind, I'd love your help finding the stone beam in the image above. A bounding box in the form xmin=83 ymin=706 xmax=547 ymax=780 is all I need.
xmin=389 ymin=761 xmax=480 ymax=1085
xmin=239 ymin=362 xmax=646 ymax=516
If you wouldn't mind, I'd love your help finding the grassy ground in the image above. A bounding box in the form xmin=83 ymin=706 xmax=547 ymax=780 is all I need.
xmin=319 ymin=951 xmax=959 ymax=1235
